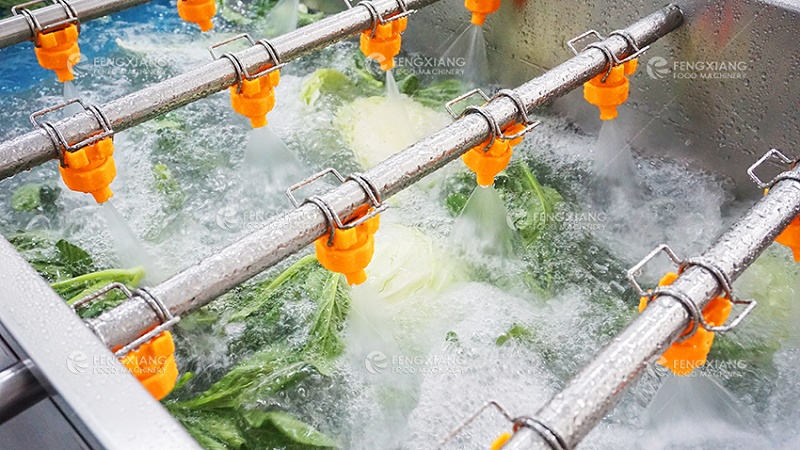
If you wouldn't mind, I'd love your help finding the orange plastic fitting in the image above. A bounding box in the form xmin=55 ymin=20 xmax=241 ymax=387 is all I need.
xmin=462 ymin=123 xmax=526 ymax=187
xmin=360 ymin=17 xmax=407 ymax=72
xmin=583 ymin=58 xmax=639 ymax=121
xmin=315 ymin=210 xmax=380 ymax=286
xmin=465 ymin=0 xmax=500 ymax=26
xmin=639 ymin=272 xmax=732 ymax=376
xmin=229 ymin=70 xmax=281 ymax=128
xmin=34 ymin=24 xmax=80 ymax=83
xmin=119 ymin=331 xmax=179 ymax=400
xmin=59 ymin=137 xmax=116 ymax=203
xmin=177 ymin=0 xmax=216 ymax=32
xmin=774 ymin=216 xmax=800 ymax=261
xmin=491 ymin=432 xmax=512 ymax=450
xmin=762 ymin=187 xmax=800 ymax=261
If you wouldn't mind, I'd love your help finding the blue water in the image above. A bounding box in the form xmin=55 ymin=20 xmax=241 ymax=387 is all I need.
xmin=0 ymin=0 xmax=186 ymax=94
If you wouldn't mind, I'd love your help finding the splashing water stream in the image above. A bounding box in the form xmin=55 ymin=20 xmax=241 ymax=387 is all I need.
xmin=62 ymin=81 xmax=84 ymax=116
xmin=441 ymin=24 xmax=489 ymax=87
xmin=637 ymin=375 xmax=768 ymax=449
xmin=240 ymin=126 xmax=304 ymax=198
xmin=383 ymin=70 xmax=415 ymax=133
xmin=99 ymin=200 xmax=163 ymax=282
xmin=450 ymin=185 xmax=514 ymax=258
xmin=593 ymin=120 xmax=636 ymax=185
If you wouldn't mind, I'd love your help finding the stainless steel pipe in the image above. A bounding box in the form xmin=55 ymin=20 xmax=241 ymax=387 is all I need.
xmin=0 ymin=0 xmax=435 ymax=180
xmin=85 ymin=5 xmax=684 ymax=350
xmin=0 ymin=360 xmax=48 ymax=424
xmin=0 ymin=0 xmax=153 ymax=50
xmin=501 ymin=166 xmax=800 ymax=450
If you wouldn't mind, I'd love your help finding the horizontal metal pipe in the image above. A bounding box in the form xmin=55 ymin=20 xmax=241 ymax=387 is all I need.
xmin=85 ymin=5 xmax=685 ymax=351
xmin=0 ymin=360 xmax=48 ymax=425
xmin=0 ymin=0 xmax=153 ymax=50
xmin=0 ymin=0 xmax=434 ymax=180
xmin=502 ymin=166 xmax=800 ymax=449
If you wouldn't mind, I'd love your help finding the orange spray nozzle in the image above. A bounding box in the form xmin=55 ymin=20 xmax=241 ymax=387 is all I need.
xmin=229 ymin=70 xmax=280 ymax=128
xmin=465 ymin=0 xmax=500 ymax=26
xmin=462 ymin=123 xmax=527 ymax=187
xmin=774 ymin=216 xmax=800 ymax=261
xmin=34 ymin=24 xmax=80 ymax=82
xmin=583 ymin=58 xmax=639 ymax=121
xmin=177 ymin=0 xmax=216 ymax=32
xmin=59 ymin=137 xmax=116 ymax=203
xmin=315 ymin=210 xmax=380 ymax=286
xmin=639 ymin=272 xmax=732 ymax=376
xmin=360 ymin=17 xmax=407 ymax=72
xmin=119 ymin=331 xmax=179 ymax=400
xmin=491 ymin=432 xmax=513 ymax=450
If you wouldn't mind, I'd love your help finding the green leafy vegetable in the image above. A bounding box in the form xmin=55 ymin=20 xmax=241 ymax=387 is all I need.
xmin=152 ymin=163 xmax=186 ymax=211
xmin=412 ymin=79 xmax=470 ymax=108
xmin=9 ymin=232 xmax=96 ymax=282
xmin=166 ymin=256 xmax=349 ymax=449
xmin=51 ymin=267 xmax=146 ymax=317
xmin=298 ymin=4 xmax=325 ymax=27
xmin=245 ymin=410 xmax=337 ymax=447
xmin=11 ymin=183 xmax=60 ymax=212
xmin=8 ymin=230 xmax=145 ymax=317
xmin=497 ymin=161 xmax=563 ymax=245
xmin=303 ymin=271 xmax=350 ymax=371
xmin=183 ymin=348 xmax=315 ymax=410
xmin=496 ymin=323 xmax=534 ymax=346
xmin=300 ymin=69 xmax=359 ymax=106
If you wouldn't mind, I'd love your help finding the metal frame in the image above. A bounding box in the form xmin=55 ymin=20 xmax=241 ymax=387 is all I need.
xmin=0 ymin=0 xmax=442 ymax=181
xmin=1 ymin=0 xmax=154 ymax=49
xmin=207 ymin=33 xmax=285 ymax=94
xmin=0 ymin=237 xmax=199 ymax=449
xmin=11 ymin=0 xmax=80 ymax=37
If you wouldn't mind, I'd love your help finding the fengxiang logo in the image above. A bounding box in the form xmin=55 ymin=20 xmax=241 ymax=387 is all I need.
xmin=215 ymin=207 xmax=321 ymax=232
xmin=69 ymin=53 xmax=173 ymax=77
xmin=646 ymin=56 xmax=670 ymax=79
xmin=364 ymin=351 xmax=388 ymax=374
xmin=395 ymin=56 xmax=467 ymax=76
xmin=216 ymin=206 xmax=239 ymax=230
xmin=646 ymin=56 xmax=749 ymax=80
xmin=66 ymin=350 xmax=89 ymax=374
xmin=363 ymin=351 xmax=471 ymax=375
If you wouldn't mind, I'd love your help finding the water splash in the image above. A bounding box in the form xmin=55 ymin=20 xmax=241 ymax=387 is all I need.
xmin=240 ymin=126 xmax=304 ymax=197
xmin=593 ymin=120 xmax=636 ymax=183
xmin=99 ymin=200 xmax=164 ymax=282
xmin=441 ymin=24 xmax=489 ymax=87
xmin=381 ymin=69 xmax=416 ymax=135
xmin=263 ymin=0 xmax=299 ymax=37
xmin=450 ymin=186 xmax=514 ymax=258
xmin=385 ymin=69 xmax=401 ymax=99
xmin=62 ymin=81 xmax=84 ymax=116
xmin=637 ymin=375 xmax=768 ymax=449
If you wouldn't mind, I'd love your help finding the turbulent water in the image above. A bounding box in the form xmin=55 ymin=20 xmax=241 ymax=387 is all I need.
xmin=0 ymin=2 xmax=798 ymax=449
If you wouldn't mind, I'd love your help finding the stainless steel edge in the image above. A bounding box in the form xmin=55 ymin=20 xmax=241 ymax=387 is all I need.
xmin=0 ymin=236 xmax=201 ymax=449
